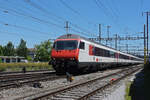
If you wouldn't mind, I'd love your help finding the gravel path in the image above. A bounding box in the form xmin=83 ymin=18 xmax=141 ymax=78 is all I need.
xmin=0 ymin=69 xmax=121 ymax=100
xmin=95 ymin=69 xmax=142 ymax=100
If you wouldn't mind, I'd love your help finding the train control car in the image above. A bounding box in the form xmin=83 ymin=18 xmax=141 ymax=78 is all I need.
xmin=50 ymin=34 xmax=143 ymax=73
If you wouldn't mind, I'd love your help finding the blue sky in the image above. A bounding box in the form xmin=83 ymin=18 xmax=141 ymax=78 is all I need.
xmin=0 ymin=0 xmax=149 ymax=54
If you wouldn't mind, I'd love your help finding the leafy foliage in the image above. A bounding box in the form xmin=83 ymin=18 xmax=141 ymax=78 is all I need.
xmin=16 ymin=39 xmax=28 ymax=58
xmin=34 ymin=40 xmax=52 ymax=62
xmin=0 ymin=45 xmax=3 ymax=56
xmin=0 ymin=58 xmax=2 ymax=63
xmin=0 ymin=39 xmax=52 ymax=62
xmin=0 ymin=62 xmax=52 ymax=72
xmin=3 ymin=41 xmax=15 ymax=56
xmin=27 ymin=56 xmax=32 ymax=61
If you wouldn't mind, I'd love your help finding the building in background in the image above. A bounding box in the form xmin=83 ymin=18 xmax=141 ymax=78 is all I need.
xmin=28 ymin=48 xmax=36 ymax=60
xmin=0 ymin=56 xmax=25 ymax=63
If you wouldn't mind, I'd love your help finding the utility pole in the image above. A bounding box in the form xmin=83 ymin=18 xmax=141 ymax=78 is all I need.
xmin=126 ymin=44 xmax=128 ymax=53
xmin=64 ymin=21 xmax=70 ymax=34
xmin=143 ymin=12 xmax=150 ymax=62
xmin=146 ymin=12 xmax=149 ymax=60
xmin=106 ymin=25 xmax=111 ymax=46
xmin=144 ymin=24 xmax=147 ymax=64
xmin=115 ymin=34 xmax=118 ymax=50
xmin=99 ymin=24 xmax=101 ymax=43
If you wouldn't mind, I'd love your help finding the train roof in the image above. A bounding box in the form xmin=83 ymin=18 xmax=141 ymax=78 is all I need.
xmin=57 ymin=34 xmax=143 ymax=60
xmin=58 ymin=34 xmax=85 ymax=39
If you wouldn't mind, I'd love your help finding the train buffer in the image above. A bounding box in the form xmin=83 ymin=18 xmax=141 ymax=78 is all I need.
xmin=66 ymin=72 xmax=74 ymax=82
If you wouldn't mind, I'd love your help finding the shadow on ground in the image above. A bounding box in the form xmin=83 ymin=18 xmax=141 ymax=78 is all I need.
xmin=129 ymin=64 xmax=150 ymax=100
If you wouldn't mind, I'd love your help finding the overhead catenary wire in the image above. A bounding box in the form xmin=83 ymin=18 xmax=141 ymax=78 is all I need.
xmin=0 ymin=6 xmax=65 ymax=30
xmin=69 ymin=22 xmax=97 ymax=37
xmin=108 ymin=0 xmax=120 ymax=15
xmin=0 ymin=30 xmax=22 ymax=37
xmin=0 ymin=30 xmax=49 ymax=43
xmin=0 ymin=20 xmax=54 ymax=36
xmin=93 ymin=0 xmax=121 ymax=30
xmin=105 ymin=0 xmax=119 ymax=19
xmin=23 ymin=0 xmax=65 ymax=24
xmin=2 ymin=0 xmax=64 ymax=26
xmin=140 ymin=0 xmax=143 ymax=12
xmin=59 ymin=0 xmax=98 ymax=35
xmin=0 ymin=29 xmax=53 ymax=42
xmin=59 ymin=0 xmax=81 ymax=15
xmin=24 ymin=0 xmax=97 ymax=37
xmin=93 ymin=0 xmax=115 ymax=21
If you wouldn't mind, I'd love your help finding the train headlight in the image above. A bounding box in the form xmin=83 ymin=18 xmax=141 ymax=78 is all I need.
xmin=70 ymin=58 xmax=75 ymax=60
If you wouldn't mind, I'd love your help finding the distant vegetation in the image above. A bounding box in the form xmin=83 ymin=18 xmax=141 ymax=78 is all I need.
xmin=0 ymin=39 xmax=28 ymax=57
xmin=0 ymin=62 xmax=53 ymax=72
xmin=0 ymin=39 xmax=52 ymax=62
xmin=34 ymin=40 xmax=52 ymax=62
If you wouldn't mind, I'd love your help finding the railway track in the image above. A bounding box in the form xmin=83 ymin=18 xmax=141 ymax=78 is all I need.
xmin=0 ymin=71 xmax=66 ymax=90
xmin=0 ymin=69 xmax=54 ymax=76
xmin=0 ymin=71 xmax=55 ymax=81
xmin=16 ymin=66 xmax=141 ymax=100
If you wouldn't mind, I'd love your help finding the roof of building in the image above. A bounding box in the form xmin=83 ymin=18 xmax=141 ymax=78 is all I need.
xmin=0 ymin=56 xmax=25 ymax=58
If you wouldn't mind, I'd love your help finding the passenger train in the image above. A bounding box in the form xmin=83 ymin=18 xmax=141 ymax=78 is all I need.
xmin=49 ymin=34 xmax=143 ymax=73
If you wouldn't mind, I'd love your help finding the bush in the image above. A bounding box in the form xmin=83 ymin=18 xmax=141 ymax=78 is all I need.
xmin=0 ymin=58 xmax=2 ymax=63
xmin=27 ymin=56 xmax=33 ymax=62
xmin=0 ymin=65 xmax=6 ymax=72
xmin=0 ymin=62 xmax=53 ymax=72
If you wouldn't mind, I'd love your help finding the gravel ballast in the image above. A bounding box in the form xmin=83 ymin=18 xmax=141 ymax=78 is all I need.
xmin=0 ymin=68 xmax=122 ymax=100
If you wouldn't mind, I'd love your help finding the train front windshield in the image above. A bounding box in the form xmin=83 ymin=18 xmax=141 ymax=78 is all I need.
xmin=53 ymin=40 xmax=78 ymax=50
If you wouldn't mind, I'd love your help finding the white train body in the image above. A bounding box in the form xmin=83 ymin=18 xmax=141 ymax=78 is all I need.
xmin=50 ymin=34 xmax=143 ymax=73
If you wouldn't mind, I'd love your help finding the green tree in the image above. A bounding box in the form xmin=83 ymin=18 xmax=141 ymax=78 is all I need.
xmin=35 ymin=40 xmax=52 ymax=62
xmin=3 ymin=41 xmax=15 ymax=56
xmin=27 ymin=56 xmax=32 ymax=62
xmin=0 ymin=58 xmax=2 ymax=63
xmin=16 ymin=39 xmax=28 ymax=58
xmin=0 ymin=45 xmax=3 ymax=56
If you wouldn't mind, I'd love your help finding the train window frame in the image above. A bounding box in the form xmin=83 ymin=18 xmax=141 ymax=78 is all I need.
xmin=110 ymin=51 xmax=115 ymax=58
xmin=53 ymin=42 xmax=56 ymax=49
xmin=54 ymin=40 xmax=78 ymax=50
xmin=79 ymin=41 xmax=85 ymax=50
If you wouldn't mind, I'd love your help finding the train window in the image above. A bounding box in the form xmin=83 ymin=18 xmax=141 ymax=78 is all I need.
xmin=105 ymin=50 xmax=110 ymax=57
xmin=55 ymin=40 xmax=78 ymax=50
xmin=110 ymin=51 xmax=115 ymax=58
xmin=92 ymin=47 xmax=95 ymax=55
xmin=98 ymin=48 xmax=102 ymax=56
xmin=53 ymin=42 xmax=56 ymax=49
xmin=93 ymin=47 xmax=111 ymax=57
xmin=79 ymin=41 xmax=85 ymax=49
xmin=94 ymin=47 xmax=99 ymax=56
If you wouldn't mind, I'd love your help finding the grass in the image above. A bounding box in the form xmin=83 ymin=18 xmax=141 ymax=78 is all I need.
xmin=125 ymin=81 xmax=132 ymax=100
xmin=0 ymin=62 xmax=53 ymax=72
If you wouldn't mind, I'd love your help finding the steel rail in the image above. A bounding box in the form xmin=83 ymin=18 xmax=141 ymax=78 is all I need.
xmin=0 ymin=72 xmax=64 ymax=90
xmin=0 ymin=75 xmax=65 ymax=90
xmin=0 ymin=69 xmax=54 ymax=75
xmin=30 ymin=67 xmax=139 ymax=100
xmin=77 ymin=67 xmax=140 ymax=100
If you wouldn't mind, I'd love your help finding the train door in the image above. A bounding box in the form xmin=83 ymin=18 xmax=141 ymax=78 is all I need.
xmin=78 ymin=41 xmax=89 ymax=62
xmin=115 ymin=52 xmax=119 ymax=63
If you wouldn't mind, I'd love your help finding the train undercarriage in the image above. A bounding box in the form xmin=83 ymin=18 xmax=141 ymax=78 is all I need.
xmin=50 ymin=59 xmax=137 ymax=74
